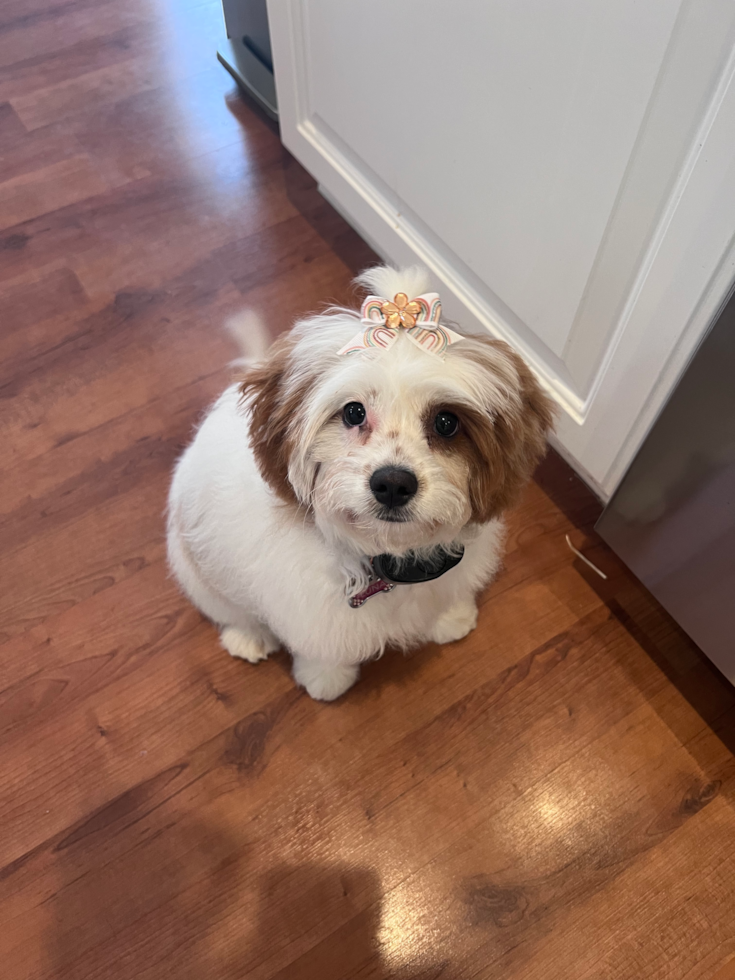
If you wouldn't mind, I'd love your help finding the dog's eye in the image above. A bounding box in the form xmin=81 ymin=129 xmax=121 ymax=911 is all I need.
xmin=434 ymin=410 xmax=459 ymax=438
xmin=343 ymin=402 xmax=366 ymax=427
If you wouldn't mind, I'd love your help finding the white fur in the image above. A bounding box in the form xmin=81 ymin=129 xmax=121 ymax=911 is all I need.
xmin=167 ymin=266 xmax=525 ymax=700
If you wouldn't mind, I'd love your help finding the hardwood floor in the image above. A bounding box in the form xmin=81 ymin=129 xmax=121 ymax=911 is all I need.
xmin=1 ymin=3 xmax=735 ymax=978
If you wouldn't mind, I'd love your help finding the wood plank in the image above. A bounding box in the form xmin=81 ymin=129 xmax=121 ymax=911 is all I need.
xmin=68 ymin=67 xmax=282 ymax=187
xmin=0 ymin=99 xmax=24 ymax=138
xmin=0 ymin=263 xmax=87 ymax=338
xmin=0 ymin=124 xmax=87 ymax=185
xmin=0 ymin=2 xmax=151 ymax=71
xmin=10 ymin=56 xmax=165 ymax=131
xmin=0 ymin=156 xmax=299 ymax=295
xmin=9 ymin=4 xmax=227 ymax=131
xmin=0 ymin=23 xmax=150 ymax=102
xmin=0 ymin=154 xmax=108 ymax=231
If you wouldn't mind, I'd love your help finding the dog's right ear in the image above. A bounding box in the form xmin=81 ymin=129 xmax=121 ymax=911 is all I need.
xmin=238 ymin=334 xmax=308 ymax=506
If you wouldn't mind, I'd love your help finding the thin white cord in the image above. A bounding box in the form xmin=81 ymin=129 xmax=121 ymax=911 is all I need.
xmin=565 ymin=534 xmax=608 ymax=580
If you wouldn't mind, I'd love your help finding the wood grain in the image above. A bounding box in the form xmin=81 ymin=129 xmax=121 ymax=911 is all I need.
xmin=1 ymin=3 xmax=734 ymax=979
xmin=0 ymin=153 xmax=110 ymax=230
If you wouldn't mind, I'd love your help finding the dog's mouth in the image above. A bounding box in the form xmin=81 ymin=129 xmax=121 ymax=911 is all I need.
xmin=342 ymin=509 xmax=412 ymax=527
xmin=376 ymin=510 xmax=412 ymax=524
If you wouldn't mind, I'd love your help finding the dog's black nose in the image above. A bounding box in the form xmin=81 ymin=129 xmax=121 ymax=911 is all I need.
xmin=369 ymin=467 xmax=418 ymax=509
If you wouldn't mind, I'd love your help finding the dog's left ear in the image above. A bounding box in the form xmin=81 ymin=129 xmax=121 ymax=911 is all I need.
xmin=497 ymin=346 xmax=557 ymax=501
xmin=459 ymin=338 xmax=556 ymax=522
xmin=239 ymin=334 xmax=308 ymax=506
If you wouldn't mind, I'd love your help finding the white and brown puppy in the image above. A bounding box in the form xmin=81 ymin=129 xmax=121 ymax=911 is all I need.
xmin=167 ymin=266 xmax=554 ymax=700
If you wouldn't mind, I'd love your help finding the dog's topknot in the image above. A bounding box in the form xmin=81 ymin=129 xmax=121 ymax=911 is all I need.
xmin=354 ymin=264 xmax=432 ymax=301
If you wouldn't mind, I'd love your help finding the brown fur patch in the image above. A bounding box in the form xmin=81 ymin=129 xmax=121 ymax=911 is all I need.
xmin=238 ymin=334 xmax=313 ymax=506
xmin=427 ymin=338 xmax=555 ymax=522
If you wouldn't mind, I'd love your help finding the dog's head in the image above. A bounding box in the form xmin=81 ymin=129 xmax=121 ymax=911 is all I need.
xmin=239 ymin=266 xmax=554 ymax=555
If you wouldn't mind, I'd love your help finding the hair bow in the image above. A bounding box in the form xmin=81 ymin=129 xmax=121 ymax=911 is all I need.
xmin=337 ymin=292 xmax=463 ymax=357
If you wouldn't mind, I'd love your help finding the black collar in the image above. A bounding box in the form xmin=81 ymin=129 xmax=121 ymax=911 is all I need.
xmin=371 ymin=545 xmax=465 ymax=585
xmin=348 ymin=545 xmax=465 ymax=608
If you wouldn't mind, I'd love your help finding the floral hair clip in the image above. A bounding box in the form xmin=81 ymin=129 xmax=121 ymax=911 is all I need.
xmin=338 ymin=291 xmax=463 ymax=357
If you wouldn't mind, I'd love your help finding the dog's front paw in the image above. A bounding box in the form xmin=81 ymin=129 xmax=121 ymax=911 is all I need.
xmin=220 ymin=626 xmax=278 ymax=664
xmin=292 ymin=657 xmax=360 ymax=701
xmin=431 ymin=601 xmax=478 ymax=645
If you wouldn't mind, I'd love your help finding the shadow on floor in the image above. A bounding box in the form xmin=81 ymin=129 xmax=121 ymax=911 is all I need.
xmin=280 ymin=151 xmax=381 ymax=280
xmin=46 ymin=840 xmax=459 ymax=980
xmin=250 ymin=861 xmax=454 ymax=979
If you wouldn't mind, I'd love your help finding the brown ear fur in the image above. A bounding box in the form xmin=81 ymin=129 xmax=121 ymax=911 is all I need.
xmin=238 ymin=334 xmax=310 ymax=506
xmin=459 ymin=338 xmax=556 ymax=522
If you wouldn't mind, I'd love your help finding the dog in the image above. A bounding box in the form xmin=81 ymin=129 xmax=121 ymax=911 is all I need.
xmin=167 ymin=266 xmax=554 ymax=700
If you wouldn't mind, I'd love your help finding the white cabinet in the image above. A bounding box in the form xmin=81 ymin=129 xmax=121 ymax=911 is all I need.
xmin=268 ymin=0 xmax=735 ymax=497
